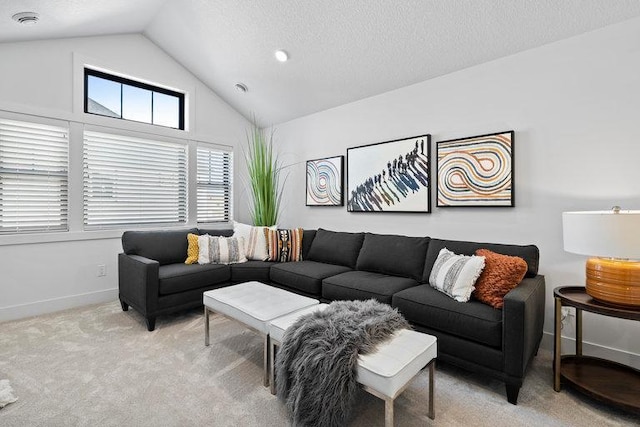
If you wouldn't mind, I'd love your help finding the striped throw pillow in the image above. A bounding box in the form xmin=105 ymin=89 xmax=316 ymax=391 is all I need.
xmin=429 ymin=248 xmax=485 ymax=302
xmin=265 ymin=228 xmax=304 ymax=262
xmin=232 ymin=221 xmax=276 ymax=261
xmin=198 ymin=235 xmax=247 ymax=265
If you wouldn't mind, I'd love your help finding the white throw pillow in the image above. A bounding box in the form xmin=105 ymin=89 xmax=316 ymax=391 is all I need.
xmin=232 ymin=221 xmax=276 ymax=261
xmin=198 ymin=235 xmax=247 ymax=265
xmin=429 ymin=248 xmax=485 ymax=302
xmin=197 ymin=234 xmax=211 ymax=265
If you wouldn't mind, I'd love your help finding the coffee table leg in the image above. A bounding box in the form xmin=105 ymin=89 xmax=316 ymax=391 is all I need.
xmin=428 ymin=360 xmax=435 ymax=419
xmin=263 ymin=334 xmax=270 ymax=387
xmin=204 ymin=307 xmax=210 ymax=346
xmin=384 ymin=398 xmax=394 ymax=427
xmin=270 ymin=341 xmax=277 ymax=395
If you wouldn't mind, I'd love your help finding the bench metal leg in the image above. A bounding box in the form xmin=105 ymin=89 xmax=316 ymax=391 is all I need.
xmin=363 ymin=357 xmax=436 ymax=425
xmin=204 ymin=307 xmax=210 ymax=346
xmin=428 ymin=360 xmax=435 ymax=420
xmin=384 ymin=398 xmax=394 ymax=427
xmin=270 ymin=341 xmax=277 ymax=395
xmin=263 ymin=334 xmax=270 ymax=387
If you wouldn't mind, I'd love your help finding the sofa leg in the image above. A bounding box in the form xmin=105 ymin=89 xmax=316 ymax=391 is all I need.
xmin=120 ymin=299 xmax=129 ymax=312
xmin=506 ymin=384 xmax=520 ymax=405
xmin=146 ymin=317 xmax=156 ymax=332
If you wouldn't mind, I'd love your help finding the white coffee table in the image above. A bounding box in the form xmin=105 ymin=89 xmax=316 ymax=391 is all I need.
xmin=203 ymin=281 xmax=319 ymax=386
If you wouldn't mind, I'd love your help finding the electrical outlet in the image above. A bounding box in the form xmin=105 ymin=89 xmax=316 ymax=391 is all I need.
xmin=560 ymin=307 xmax=574 ymax=329
xmin=97 ymin=264 xmax=106 ymax=277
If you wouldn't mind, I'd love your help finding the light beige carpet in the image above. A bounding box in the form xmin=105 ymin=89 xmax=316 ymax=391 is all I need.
xmin=0 ymin=301 xmax=638 ymax=426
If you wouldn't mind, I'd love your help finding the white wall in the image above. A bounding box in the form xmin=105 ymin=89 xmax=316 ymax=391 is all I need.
xmin=273 ymin=18 xmax=640 ymax=367
xmin=0 ymin=34 xmax=250 ymax=321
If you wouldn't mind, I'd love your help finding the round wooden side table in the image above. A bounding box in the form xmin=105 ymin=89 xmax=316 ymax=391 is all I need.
xmin=553 ymin=286 xmax=640 ymax=414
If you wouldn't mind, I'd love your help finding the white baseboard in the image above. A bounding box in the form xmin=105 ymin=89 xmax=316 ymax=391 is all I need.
xmin=0 ymin=288 xmax=118 ymax=323
xmin=540 ymin=331 xmax=640 ymax=370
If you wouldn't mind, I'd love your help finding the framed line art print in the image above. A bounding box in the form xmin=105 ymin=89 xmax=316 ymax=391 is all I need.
xmin=347 ymin=134 xmax=431 ymax=213
xmin=306 ymin=155 xmax=344 ymax=206
xmin=436 ymin=130 xmax=515 ymax=207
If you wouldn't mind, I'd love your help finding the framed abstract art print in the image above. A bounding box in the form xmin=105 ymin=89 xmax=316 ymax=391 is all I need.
xmin=436 ymin=130 xmax=515 ymax=207
xmin=347 ymin=134 xmax=431 ymax=213
xmin=306 ymin=155 xmax=344 ymax=206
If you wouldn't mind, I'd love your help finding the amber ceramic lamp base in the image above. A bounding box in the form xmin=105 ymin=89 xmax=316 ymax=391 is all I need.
xmin=586 ymin=257 xmax=640 ymax=307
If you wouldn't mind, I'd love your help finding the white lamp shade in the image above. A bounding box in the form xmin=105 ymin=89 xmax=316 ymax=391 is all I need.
xmin=563 ymin=210 xmax=640 ymax=259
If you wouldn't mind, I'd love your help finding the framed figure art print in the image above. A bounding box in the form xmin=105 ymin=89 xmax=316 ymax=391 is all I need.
xmin=306 ymin=155 xmax=344 ymax=206
xmin=347 ymin=134 xmax=431 ymax=213
xmin=436 ymin=130 xmax=515 ymax=207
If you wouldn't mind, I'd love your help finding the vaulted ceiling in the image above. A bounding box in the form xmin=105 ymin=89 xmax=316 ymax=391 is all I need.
xmin=2 ymin=1 xmax=640 ymax=126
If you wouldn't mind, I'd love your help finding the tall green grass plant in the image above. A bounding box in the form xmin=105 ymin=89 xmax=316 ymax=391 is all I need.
xmin=244 ymin=125 xmax=285 ymax=226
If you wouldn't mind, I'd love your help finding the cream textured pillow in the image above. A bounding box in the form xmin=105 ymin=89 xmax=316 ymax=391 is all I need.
xmin=232 ymin=221 xmax=275 ymax=261
xmin=197 ymin=234 xmax=211 ymax=265
xmin=429 ymin=248 xmax=485 ymax=302
xmin=198 ymin=235 xmax=247 ymax=265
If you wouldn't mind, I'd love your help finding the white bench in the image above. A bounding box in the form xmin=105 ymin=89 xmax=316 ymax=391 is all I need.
xmin=268 ymin=305 xmax=437 ymax=427
xmin=203 ymin=281 xmax=319 ymax=386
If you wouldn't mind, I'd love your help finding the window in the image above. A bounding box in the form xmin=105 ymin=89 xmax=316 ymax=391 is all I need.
xmin=84 ymin=68 xmax=185 ymax=130
xmin=197 ymin=146 xmax=232 ymax=223
xmin=83 ymin=130 xmax=187 ymax=229
xmin=0 ymin=119 xmax=69 ymax=234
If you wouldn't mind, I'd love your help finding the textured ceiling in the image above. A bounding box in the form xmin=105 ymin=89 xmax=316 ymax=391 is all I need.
xmin=0 ymin=0 xmax=167 ymax=41
xmin=2 ymin=1 xmax=640 ymax=126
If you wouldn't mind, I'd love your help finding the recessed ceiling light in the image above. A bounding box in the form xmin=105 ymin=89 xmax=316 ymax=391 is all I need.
xmin=274 ymin=50 xmax=289 ymax=62
xmin=12 ymin=12 xmax=39 ymax=25
xmin=235 ymin=83 xmax=248 ymax=93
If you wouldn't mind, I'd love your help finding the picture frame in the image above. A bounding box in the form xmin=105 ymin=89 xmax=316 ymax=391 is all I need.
xmin=306 ymin=155 xmax=344 ymax=206
xmin=436 ymin=130 xmax=515 ymax=207
xmin=347 ymin=134 xmax=431 ymax=213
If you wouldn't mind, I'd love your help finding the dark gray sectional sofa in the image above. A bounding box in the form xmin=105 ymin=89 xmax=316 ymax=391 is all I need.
xmin=118 ymin=227 xmax=545 ymax=404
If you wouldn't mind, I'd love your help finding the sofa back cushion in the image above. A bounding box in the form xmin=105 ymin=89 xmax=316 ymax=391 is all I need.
xmin=306 ymin=228 xmax=364 ymax=268
xmin=302 ymin=229 xmax=316 ymax=260
xmin=356 ymin=233 xmax=429 ymax=281
xmin=122 ymin=228 xmax=198 ymax=265
xmin=197 ymin=228 xmax=234 ymax=237
xmin=422 ymin=238 xmax=539 ymax=282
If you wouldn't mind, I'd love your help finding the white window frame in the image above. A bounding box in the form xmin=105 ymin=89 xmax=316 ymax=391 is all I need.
xmin=82 ymin=126 xmax=189 ymax=230
xmin=0 ymin=114 xmax=70 ymax=235
xmin=196 ymin=143 xmax=233 ymax=224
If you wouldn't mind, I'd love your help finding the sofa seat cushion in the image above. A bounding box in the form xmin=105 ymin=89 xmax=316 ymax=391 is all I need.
xmin=158 ymin=263 xmax=230 ymax=296
xmin=322 ymin=271 xmax=419 ymax=304
xmin=230 ymin=260 xmax=274 ymax=283
xmin=270 ymin=260 xmax=351 ymax=296
xmin=392 ymin=284 xmax=502 ymax=348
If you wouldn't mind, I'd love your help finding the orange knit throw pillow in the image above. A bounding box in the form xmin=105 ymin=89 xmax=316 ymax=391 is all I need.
xmin=473 ymin=249 xmax=527 ymax=309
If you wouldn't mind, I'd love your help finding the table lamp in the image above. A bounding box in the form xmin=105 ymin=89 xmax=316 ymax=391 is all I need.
xmin=562 ymin=207 xmax=640 ymax=307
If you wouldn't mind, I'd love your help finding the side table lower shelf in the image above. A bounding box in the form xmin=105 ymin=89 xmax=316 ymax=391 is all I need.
xmin=559 ymin=355 xmax=640 ymax=414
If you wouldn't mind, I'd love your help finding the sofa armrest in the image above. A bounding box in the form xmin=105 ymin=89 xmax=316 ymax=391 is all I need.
xmin=502 ymin=275 xmax=546 ymax=380
xmin=118 ymin=253 xmax=160 ymax=316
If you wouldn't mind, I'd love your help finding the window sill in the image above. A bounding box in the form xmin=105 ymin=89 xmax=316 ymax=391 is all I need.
xmin=0 ymin=222 xmax=233 ymax=247
xmin=0 ymin=230 xmax=123 ymax=246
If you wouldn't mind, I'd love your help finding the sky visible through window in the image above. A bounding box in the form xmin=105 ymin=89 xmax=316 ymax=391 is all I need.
xmin=87 ymin=74 xmax=180 ymax=129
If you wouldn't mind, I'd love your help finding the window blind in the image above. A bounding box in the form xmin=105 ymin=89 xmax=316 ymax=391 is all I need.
xmin=197 ymin=146 xmax=232 ymax=223
xmin=0 ymin=119 xmax=69 ymax=234
xmin=83 ymin=131 xmax=187 ymax=228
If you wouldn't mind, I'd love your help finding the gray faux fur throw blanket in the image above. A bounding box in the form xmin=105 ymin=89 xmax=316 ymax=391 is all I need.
xmin=275 ymin=299 xmax=409 ymax=427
